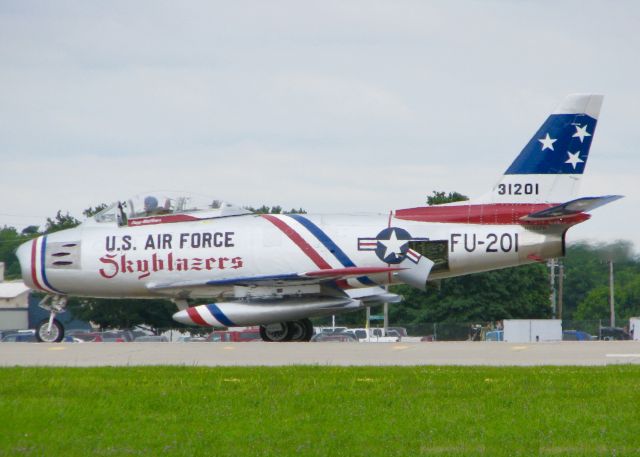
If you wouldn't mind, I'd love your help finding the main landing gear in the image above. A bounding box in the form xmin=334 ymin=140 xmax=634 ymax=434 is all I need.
xmin=35 ymin=295 xmax=67 ymax=343
xmin=259 ymin=319 xmax=314 ymax=342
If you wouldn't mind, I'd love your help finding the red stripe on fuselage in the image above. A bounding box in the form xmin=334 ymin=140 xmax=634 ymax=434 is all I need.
xmin=261 ymin=215 xmax=333 ymax=269
xmin=394 ymin=203 xmax=589 ymax=225
xmin=187 ymin=307 xmax=209 ymax=326
xmin=30 ymin=239 xmax=45 ymax=291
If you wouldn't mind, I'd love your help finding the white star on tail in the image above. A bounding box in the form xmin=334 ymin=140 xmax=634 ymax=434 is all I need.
xmin=379 ymin=229 xmax=406 ymax=261
xmin=538 ymin=133 xmax=557 ymax=151
xmin=572 ymin=124 xmax=591 ymax=143
xmin=565 ymin=151 xmax=584 ymax=170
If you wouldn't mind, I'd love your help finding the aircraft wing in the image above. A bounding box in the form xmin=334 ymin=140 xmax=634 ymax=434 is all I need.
xmin=520 ymin=195 xmax=623 ymax=223
xmin=147 ymin=266 xmax=405 ymax=292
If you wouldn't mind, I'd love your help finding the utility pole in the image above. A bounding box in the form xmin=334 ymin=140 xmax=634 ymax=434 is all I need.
xmin=548 ymin=259 xmax=557 ymax=317
xmin=558 ymin=261 xmax=564 ymax=320
xmin=383 ymin=285 xmax=389 ymax=333
xmin=609 ymin=260 xmax=615 ymax=327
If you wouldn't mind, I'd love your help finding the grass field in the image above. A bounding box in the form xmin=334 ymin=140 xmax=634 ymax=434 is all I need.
xmin=1 ymin=366 xmax=639 ymax=456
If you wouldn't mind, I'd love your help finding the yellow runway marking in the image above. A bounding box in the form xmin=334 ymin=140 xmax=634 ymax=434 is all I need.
xmin=223 ymin=346 xmax=235 ymax=350
xmin=47 ymin=347 xmax=66 ymax=351
xmin=392 ymin=345 xmax=409 ymax=350
xmin=511 ymin=346 xmax=528 ymax=351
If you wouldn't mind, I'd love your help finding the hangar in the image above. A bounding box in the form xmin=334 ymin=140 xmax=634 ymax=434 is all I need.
xmin=0 ymin=262 xmax=30 ymax=331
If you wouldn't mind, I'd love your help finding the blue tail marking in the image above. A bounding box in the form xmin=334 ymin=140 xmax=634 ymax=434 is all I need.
xmin=506 ymin=113 xmax=597 ymax=175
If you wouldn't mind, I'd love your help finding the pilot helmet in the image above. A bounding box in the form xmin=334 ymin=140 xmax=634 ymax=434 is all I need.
xmin=144 ymin=196 xmax=159 ymax=210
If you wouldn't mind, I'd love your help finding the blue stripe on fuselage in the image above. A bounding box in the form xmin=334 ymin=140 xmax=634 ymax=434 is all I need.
xmin=40 ymin=236 xmax=63 ymax=294
xmin=287 ymin=214 xmax=376 ymax=286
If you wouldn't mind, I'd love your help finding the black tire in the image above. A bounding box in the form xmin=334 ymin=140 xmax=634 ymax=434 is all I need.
xmin=35 ymin=318 xmax=65 ymax=343
xmin=301 ymin=318 xmax=314 ymax=342
xmin=259 ymin=322 xmax=291 ymax=342
xmin=287 ymin=321 xmax=307 ymax=342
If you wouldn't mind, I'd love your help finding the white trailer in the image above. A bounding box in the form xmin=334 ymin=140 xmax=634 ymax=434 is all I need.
xmin=630 ymin=318 xmax=640 ymax=341
xmin=503 ymin=319 xmax=562 ymax=343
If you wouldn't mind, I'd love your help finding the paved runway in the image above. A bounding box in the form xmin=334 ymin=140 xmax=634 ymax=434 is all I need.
xmin=1 ymin=341 xmax=639 ymax=366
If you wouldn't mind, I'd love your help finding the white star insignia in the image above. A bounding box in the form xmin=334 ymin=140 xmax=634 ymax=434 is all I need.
xmin=379 ymin=229 xmax=406 ymax=261
xmin=572 ymin=124 xmax=591 ymax=143
xmin=565 ymin=151 xmax=584 ymax=170
xmin=538 ymin=133 xmax=557 ymax=151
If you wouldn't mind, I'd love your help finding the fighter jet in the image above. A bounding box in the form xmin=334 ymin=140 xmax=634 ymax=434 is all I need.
xmin=16 ymin=94 xmax=621 ymax=342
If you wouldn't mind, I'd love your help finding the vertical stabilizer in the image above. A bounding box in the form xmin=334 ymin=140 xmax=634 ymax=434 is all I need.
xmin=476 ymin=94 xmax=603 ymax=204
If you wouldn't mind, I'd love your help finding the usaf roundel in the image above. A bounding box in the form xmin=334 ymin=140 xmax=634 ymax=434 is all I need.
xmin=357 ymin=227 xmax=412 ymax=264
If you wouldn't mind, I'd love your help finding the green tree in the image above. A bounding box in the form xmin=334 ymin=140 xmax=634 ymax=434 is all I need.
xmin=563 ymin=241 xmax=639 ymax=320
xmin=68 ymin=298 xmax=183 ymax=333
xmin=245 ymin=205 xmax=306 ymax=214
xmin=45 ymin=211 xmax=80 ymax=233
xmin=0 ymin=226 xmax=30 ymax=279
xmin=427 ymin=191 xmax=468 ymax=206
xmin=83 ymin=204 xmax=108 ymax=218
xmin=390 ymin=263 xmax=551 ymax=324
xmin=574 ymin=286 xmax=611 ymax=321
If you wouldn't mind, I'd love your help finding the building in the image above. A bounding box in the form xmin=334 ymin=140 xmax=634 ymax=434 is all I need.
xmin=0 ymin=262 xmax=30 ymax=330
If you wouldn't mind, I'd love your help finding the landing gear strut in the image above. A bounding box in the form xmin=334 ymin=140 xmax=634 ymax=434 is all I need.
xmin=260 ymin=318 xmax=314 ymax=342
xmin=35 ymin=295 xmax=67 ymax=343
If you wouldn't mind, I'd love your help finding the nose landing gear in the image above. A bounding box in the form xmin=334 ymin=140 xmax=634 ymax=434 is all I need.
xmin=35 ymin=295 xmax=68 ymax=343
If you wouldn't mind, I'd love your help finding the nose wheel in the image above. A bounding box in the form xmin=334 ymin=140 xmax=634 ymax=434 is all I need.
xmin=35 ymin=295 xmax=67 ymax=343
xmin=35 ymin=318 xmax=64 ymax=343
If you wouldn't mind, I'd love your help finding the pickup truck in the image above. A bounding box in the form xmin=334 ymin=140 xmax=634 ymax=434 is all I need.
xmin=342 ymin=328 xmax=401 ymax=343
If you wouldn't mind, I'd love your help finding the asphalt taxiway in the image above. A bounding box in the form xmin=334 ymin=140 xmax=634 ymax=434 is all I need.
xmin=1 ymin=341 xmax=639 ymax=366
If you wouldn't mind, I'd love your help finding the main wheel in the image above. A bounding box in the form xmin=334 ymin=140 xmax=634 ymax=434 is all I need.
xmin=287 ymin=321 xmax=307 ymax=342
xmin=301 ymin=318 xmax=314 ymax=342
xmin=285 ymin=319 xmax=314 ymax=342
xmin=35 ymin=318 xmax=65 ymax=343
xmin=260 ymin=322 xmax=291 ymax=342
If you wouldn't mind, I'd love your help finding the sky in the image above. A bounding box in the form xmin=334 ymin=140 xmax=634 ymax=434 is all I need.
xmin=1 ymin=0 xmax=639 ymax=249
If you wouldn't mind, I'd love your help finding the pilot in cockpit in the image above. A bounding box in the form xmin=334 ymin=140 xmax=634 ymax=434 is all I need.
xmin=144 ymin=195 xmax=172 ymax=216
xmin=144 ymin=196 xmax=159 ymax=215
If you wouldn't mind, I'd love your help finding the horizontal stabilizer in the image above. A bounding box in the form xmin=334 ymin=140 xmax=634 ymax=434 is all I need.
xmin=520 ymin=195 xmax=623 ymax=222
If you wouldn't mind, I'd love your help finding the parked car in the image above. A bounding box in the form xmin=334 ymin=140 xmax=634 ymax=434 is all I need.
xmin=206 ymin=328 xmax=261 ymax=342
xmin=316 ymin=327 xmax=348 ymax=335
xmin=1 ymin=330 xmax=36 ymax=342
xmin=562 ymin=330 xmax=595 ymax=341
xmin=176 ymin=335 xmax=207 ymax=342
xmin=342 ymin=328 xmax=400 ymax=343
xmin=485 ymin=330 xmax=504 ymax=341
xmin=310 ymin=333 xmax=358 ymax=342
xmin=599 ymin=327 xmax=632 ymax=341
xmin=66 ymin=331 xmax=104 ymax=342
xmin=134 ymin=335 xmax=169 ymax=342
xmin=387 ymin=327 xmax=408 ymax=337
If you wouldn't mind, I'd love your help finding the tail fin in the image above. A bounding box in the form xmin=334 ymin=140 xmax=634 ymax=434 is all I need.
xmin=477 ymin=94 xmax=603 ymax=204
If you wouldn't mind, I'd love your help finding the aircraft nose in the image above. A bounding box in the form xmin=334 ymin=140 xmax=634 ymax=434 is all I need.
xmin=16 ymin=238 xmax=35 ymax=289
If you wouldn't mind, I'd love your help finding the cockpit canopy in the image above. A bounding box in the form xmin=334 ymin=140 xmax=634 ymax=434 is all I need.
xmin=92 ymin=191 xmax=252 ymax=226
